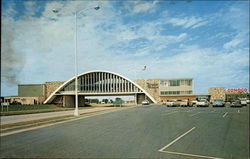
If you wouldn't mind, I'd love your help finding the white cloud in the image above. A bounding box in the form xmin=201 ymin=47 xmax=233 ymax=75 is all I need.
xmin=147 ymin=45 xmax=249 ymax=93
xmin=167 ymin=16 xmax=208 ymax=29
xmin=223 ymin=38 xmax=242 ymax=50
xmin=24 ymin=1 xmax=36 ymax=16
xmin=1 ymin=1 xmax=249 ymax=96
xmin=221 ymin=4 xmax=249 ymax=50
xmin=131 ymin=1 xmax=158 ymax=13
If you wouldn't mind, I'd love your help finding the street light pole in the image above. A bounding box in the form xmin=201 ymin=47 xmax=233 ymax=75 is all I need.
xmin=53 ymin=6 xmax=100 ymax=117
xmin=74 ymin=11 xmax=79 ymax=116
xmin=142 ymin=66 xmax=147 ymax=101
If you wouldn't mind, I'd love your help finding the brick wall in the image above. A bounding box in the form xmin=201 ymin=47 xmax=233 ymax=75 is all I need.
xmin=44 ymin=81 xmax=65 ymax=99
xmin=135 ymin=79 xmax=160 ymax=103
xmin=208 ymin=87 xmax=226 ymax=101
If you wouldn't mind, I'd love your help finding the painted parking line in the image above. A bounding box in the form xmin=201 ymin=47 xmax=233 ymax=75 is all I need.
xmin=190 ymin=112 xmax=201 ymax=117
xmin=158 ymin=127 xmax=224 ymax=159
xmin=162 ymin=150 xmax=224 ymax=159
xmin=222 ymin=112 xmax=228 ymax=118
xmin=159 ymin=127 xmax=196 ymax=152
xmin=162 ymin=111 xmax=178 ymax=116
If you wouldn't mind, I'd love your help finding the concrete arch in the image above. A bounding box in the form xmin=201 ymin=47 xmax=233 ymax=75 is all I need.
xmin=44 ymin=70 xmax=157 ymax=104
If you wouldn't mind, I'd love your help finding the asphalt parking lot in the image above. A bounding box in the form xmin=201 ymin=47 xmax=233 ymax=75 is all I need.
xmin=1 ymin=105 xmax=249 ymax=159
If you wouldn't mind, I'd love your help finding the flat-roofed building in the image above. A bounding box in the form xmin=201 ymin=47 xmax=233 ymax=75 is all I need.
xmin=135 ymin=78 xmax=194 ymax=103
xmin=2 ymin=82 xmax=64 ymax=105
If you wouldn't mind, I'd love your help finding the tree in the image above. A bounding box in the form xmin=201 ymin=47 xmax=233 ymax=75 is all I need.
xmin=102 ymin=99 xmax=109 ymax=104
xmin=115 ymin=97 xmax=122 ymax=102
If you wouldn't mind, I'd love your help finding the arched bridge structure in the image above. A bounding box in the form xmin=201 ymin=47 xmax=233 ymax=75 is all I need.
xmin=44 ymin=70 xmax=156 ymax=107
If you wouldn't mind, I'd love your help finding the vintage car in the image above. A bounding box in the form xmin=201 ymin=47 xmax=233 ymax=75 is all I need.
xmin=212 ymin=99 xmax=225 ymax=107
xmin=163 ymin=99 xmax=180 ymax=107
xmin=196 ymin=99 xmax=209 ymax=107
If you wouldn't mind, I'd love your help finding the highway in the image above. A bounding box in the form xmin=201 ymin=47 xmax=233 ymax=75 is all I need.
xmin=1 ymin=105 xmax=249 ymax=159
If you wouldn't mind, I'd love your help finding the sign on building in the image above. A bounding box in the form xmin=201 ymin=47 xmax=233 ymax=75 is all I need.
xmin=226 ymin=88 xmax=248 ymax=93
xmin=147 ymin=83 xmax=159 ymax=88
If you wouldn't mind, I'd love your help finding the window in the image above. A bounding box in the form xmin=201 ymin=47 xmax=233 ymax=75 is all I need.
xmin=169 ymin=80 xmax=180 ymax=86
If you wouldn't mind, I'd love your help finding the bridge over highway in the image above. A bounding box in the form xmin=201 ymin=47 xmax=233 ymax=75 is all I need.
xmin=44 ymin=70 xmax=156 ymax=107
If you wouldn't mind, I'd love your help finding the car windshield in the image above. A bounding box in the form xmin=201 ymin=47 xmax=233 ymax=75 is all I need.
xmin=168 ymin=100 xmax=176 ymax=102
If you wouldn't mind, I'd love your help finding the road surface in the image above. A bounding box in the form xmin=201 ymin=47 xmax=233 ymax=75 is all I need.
xmin=1 ymin=105 xmax=249 ymax=159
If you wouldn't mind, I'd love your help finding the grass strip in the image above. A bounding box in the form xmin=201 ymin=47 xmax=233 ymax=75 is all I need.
xmin=1 ymin=108 xmax=117 ymax=130
xmin=0 ymin=107 xmax=96 ymax=116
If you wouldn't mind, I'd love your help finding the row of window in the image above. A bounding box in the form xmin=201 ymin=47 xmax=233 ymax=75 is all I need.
xmin=160 ymin=91 xmax=192 ymax=95
xmin=160 ymin=79 xmax=192 ymax=87
xmin=62 ymin=73 xmax=141 ymax=93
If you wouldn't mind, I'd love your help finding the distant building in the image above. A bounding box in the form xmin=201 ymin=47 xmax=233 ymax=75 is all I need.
xmin=209 ymin=87 xmax=249 ymax=102
xmin=208 ymin=87 xmax=226 ymax=101
xmin=3 ymin=74 xmax=248 ymax=105
xmin=135 ymin=78 xmax=200 ymax=103
xmin=2 ymin=81 xmax=64 ymax=105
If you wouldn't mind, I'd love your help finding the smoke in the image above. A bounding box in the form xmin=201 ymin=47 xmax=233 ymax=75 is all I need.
xmin=1 ymin=20 xmax=25 ymax=86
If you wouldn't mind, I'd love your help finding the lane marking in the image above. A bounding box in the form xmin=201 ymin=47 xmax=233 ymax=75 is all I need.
xmin=187 ymin=109 xmax=194 ymax=112
xmin=162 ymin=151 xmax=224 ymax=159
xmin=166 ymin=111 xmax=178 ymax=115
xmin=222 ymin=112 xmax=228 ymax=118
xmin=190 ymin=112 xmax=201 ymax=117
xmin=162 ymin=111 xmax=178 ymax=116
xmin=1 ymin=107 xmax=133 ymax=137
xmin=238 ymin=110 xmax=240 ymax=113
xmin=158 ymin=127 xmax=196 ymax=152
xmin=211 ymin=110 xmax=215 ymax=113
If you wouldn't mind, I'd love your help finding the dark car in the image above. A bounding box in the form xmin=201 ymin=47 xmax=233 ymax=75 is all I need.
xmin=212 ymin=99 xmax=225 ymax=107
xmin=10 ymin=101 xmax=21 ymax=105
xmin=230 ymin=100 xmax=242 ymax=107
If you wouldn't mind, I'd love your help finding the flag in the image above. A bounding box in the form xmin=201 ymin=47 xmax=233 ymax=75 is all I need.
xmin=142 ymin=66 xmax=146 ymax=71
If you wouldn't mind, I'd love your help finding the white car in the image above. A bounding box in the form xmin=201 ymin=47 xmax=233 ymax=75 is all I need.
xmin=142 ymin=100 xmax=149 ymax=105
xmin=178 ymin=99 xmax=189 ymax=107
xmin=240 ymin=100 xmax=247 ymax=106
xmin=246 ymin=99 xmax=250 ymax=104
xmin=163 ymin=99 xmax=180 ymax=107
xmin=196 ymin=99 xmax=209 ymax=107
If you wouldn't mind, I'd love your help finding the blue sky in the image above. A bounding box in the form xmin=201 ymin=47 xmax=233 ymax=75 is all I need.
xmin=1 ymin=0 xmax=249 ymax=96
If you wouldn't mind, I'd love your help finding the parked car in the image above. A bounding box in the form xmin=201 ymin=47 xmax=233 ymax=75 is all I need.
xmin=178 ymin=99 xmax=189 ymax=107
xmin=142 ymin=100 xmax=149 ymax=105
xmin=212 ymin=99 xmax=225 ymax=107
xmin=191 ymin=100 xmax=198 ymax=106
xmin=10 ymin=101 xmax=21 ymax=105
xmin=240 ymin=100 xmax=247 ymax=106
xmin=196 ymin=99 xmax=209 ymax=107
xmin=231 ymin=100 xmax=242 ymax=107
xmin=246 ymin=99 xmax=250 ymax=104
xmin=163 ymin=99 xmax=180 ymax=107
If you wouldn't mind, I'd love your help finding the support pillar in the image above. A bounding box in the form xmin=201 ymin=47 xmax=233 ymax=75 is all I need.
xmin=63 ymin=95 xmax=74 ymax=107
xmin=63 ymin=95 xmax=85 ymax=107
xmin=136 ymin=93 xmax=146 ymax=104
xmin=78 ymin=95 xmax=85 ymax=107
xmin=135 ymin=94 xmax=137 ymax=105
